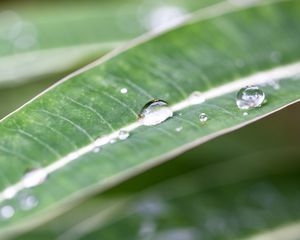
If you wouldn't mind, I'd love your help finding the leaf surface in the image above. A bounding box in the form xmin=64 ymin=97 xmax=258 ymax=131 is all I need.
xmin=0 ymin=0 xmax=299 ymax=235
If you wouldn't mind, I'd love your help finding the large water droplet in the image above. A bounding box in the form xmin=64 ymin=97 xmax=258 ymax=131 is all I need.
xmin=236 ymin=86 xmax=265 ymax=110
xmin=118 ymin=130 xmax=129 ymax=140
xmin=188 ymin=91 xmax=205 ymax=105
xmin=139 ymin=100 xmax=173 ymax=126
xmin=22 ymin=168 xmax=48 ymax=188
xmin=0 ymin=205 xmax=14 ymax=220
xmin=199 ymin=113 xmax=208 ymax=123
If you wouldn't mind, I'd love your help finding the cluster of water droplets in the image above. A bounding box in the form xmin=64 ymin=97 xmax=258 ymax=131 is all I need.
xmin=0 ymin=83 xmax=269 ymax=221
xmin=0 ymin=191 xmax=39 ymax=220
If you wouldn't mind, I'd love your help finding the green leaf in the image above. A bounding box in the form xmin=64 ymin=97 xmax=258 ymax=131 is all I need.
xmin=17 ymin=104 xmax=300 ymax=239
xmin=0 ymin=0 xmax=219 ymax=87
xmin=0 ymin=0 xmax=299 ymax=236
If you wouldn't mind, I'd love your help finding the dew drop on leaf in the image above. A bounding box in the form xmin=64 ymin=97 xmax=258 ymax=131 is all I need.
xmin=139 ymin=100 xmax=173 ymax=126
xmin=2 ymin=187 xmax=17 ymax=199
xmin=22 ymin=168 xmax=48 ymax=188
xmin=120 ymin=88 xmax=128 ymax=94
xmin=0 ymin=205 xmax=14 ymax=220
xmin=175 ymin=126 xmax=183 ymax=132
xmin=19 ymin=194 xmax=38 ymax=211
xmin=236 ymin=86 xmax=265 ymax=110
xmin=199 ymin=113 xmax=208 ymax=123
xmin=243 ymin=112 xmax=249 ymax=116
xmin=118 ymin=130 xmax=129 ymax=140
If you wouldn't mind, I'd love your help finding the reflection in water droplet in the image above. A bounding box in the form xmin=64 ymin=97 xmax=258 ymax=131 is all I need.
xmin=118 ymin=130 xmax=129 ymax=140
xmin=188 ymin=91 xmax=205 ymax=105
xmin=243 ymin=112 xmax=248 ymax=116
xmin=145 ymin=5 xmax=186 ymax=31
xmin=3 ymin=187 xmax=17 ymax=199
xmin=120 ymin=88 xmax=128 ymax=94
xmin=19 ymin=194 xmax=38 ymax=210
xmin=22 ymin=168 xmax=48 ymax=188
xmin=199 ymin=113 xmax=208 ymax=123
xmin=0 ymin=205 xmax=14 ymax=220
xmin=236 ymin=86 xmax=265 ymax=110
xmin=139 ymin=100 xmax=173 ymax=126
xmin=175 ymin=126 xmax=183 ymax=132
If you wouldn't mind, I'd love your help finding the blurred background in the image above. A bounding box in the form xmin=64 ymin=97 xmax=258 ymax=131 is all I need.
xmin=0 ymin=0 xmax=299 ymax=239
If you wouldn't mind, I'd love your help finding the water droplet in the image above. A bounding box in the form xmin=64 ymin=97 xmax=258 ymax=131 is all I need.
xmin=120 ymin=88 xmax=128 ymax=94
xmin=93 ymin=147 xmax=101 ymax=153
xmin=22 ymin=168 xmax=48 ymax=188
xmin=199 ymin=113 xmax=208 ymax=123
xmin=188 ymin=91 xmax=205 ymax=105
xmin=3 ymin=187 xmax=17 ymax=199
xmin=19 ymin=194 xmax=38 ymax=210
xmin=118 ymin=130 xmax=129 ymax=140
xmin=0 ymin=205 xmax=14 ymax=220
xmin=139 ymin=100 xmax=173 ymax=126
xmin=110 ymin=139 xmax=116 ymax=144
xmin=243 ymin=112 xmax=249 ymax=116
xmin=236 ymin=86 xmax=265 ymax=110
xmin=175 ymin=126 xmax=183 ymax=132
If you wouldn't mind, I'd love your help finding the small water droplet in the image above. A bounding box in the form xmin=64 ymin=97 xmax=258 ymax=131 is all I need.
xmin=243 ymin=112 xmax=248 ymax=116
xmin=120 ymin=88 xmax=128 ymax=94
xmin=110 ymin=139 xmax=116 ymax=144
xmin=175 ymin=126 xmax=183 ymax=132
xmin=3 ymin=187 xmax=17 ymax=199
xmin=199 ymin=113 xmax=208 ymax=123
xmin=0 ymin=205 xmax=14 ymax=220
xmin=236 ymin=86 xmax=265 ymax=110
xmin=118 ymin=130 xmax=129 ymax=140
xmin=19 ymin=194 xmax=38 ymax=210
xmin=188 ymin=91 xmax=205 ymax=105
xmin=139 ymin=100 xmax=173 ymax=126
xmin=93 ymin=147 xmax=101 ymax=153
xmin=22 ymin=168 xmax=48 ymax=188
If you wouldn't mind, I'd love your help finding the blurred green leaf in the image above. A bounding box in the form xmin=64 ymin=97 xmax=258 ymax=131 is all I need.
xmin=0 ymin=0 xmax=299 ymax=238
xmin=0 ymin=0 xmax=221 ymax=87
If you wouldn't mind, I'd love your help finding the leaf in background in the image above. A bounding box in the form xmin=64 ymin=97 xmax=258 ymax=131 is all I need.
xmin=0 ymin=0 xmax=299 ymax=237
xmin=0 ymin=0 xmax=220 ymax=87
